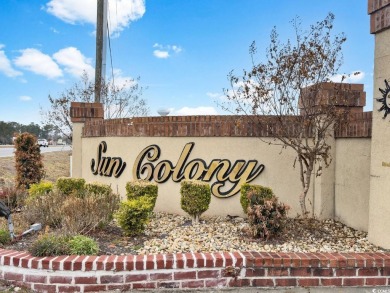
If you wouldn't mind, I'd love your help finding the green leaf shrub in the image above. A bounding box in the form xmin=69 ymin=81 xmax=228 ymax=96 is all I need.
xmin=180 ymin=180 xmax=211 ymax=224
xmin=29 ymin=234 xmax=71 ymax=256
xmin=126 ymin=180 xmax=158 ymax=209
xmin=56 ymin=177 xmax=85 ymax=196
xmin=115 ymin=197 xmax=154 ymax=236
xmin=85 ymin=182 xmax=112 ymax=196
xmin=68 ymin=235 xmax=99 ymax=255
xmin=247 ymin=195 xmax=290 ymax=240
xmin=28 ymin=181 xmax=54 ymax=199
xmin=240 ymin=183 xmax=274 ymax=214
xmin=0 ymin=229 xmax=11 ymax=245
xmin=29 ymin=234 xmax=99 ymax=256
xmin=14 ymin=132 xmax=45 ymax=189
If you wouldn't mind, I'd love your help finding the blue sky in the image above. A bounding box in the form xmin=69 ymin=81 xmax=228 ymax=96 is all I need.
xmin=0 ymin=0 xmax=374 ymax=124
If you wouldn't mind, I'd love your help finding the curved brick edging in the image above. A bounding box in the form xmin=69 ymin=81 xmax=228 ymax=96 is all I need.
xmin=0 ymin=249 xmax=389 ymax=292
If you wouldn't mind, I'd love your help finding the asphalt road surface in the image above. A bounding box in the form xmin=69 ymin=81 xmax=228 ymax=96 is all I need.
xmin=0 ymin=145 xmax=71 ymax=157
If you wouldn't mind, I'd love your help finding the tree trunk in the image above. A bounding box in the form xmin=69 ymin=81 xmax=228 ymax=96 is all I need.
xmin=192 ymin=214 xmax=199 ymax=225
xmin=299 ymin=163 xmax=313 ymax=217
xmin=299 ymin=187 xmax=309 ymax=216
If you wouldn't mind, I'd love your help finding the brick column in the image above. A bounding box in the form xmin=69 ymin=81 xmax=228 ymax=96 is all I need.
xmin=300 ymin=83 xmax=366 ymax=219
xmin=70 ymin=102 xmax=104 ymax=178
xmin=368 ymin=0 xmax=390 ymax=249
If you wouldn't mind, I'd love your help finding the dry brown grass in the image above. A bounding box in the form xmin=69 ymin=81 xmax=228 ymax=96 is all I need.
xmin=0 ymin=151 xmax=71 ymax=182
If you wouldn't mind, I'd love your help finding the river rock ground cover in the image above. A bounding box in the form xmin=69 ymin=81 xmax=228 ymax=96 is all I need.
xmin=0 ymin=151 xmax=384 ymax=255
xmin=2 ymin=211 xmax=384 ymax=255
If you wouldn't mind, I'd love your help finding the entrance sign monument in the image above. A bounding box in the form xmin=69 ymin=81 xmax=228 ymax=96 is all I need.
xmin=69 ymin=0 xmax=390 ymax=249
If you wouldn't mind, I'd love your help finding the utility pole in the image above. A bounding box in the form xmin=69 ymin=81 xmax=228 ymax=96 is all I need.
xmin=95 ymin=0 xmax=108 ymax=103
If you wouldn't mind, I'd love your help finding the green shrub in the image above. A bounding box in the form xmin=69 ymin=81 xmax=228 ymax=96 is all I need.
xmin=247 ymin=196 xmax=290 ymax=240
xmin=56 ymin=177 xmax=85 ymax=196
xmin=240 ymin=184 xmax=274 ymax=214
xmin=115 ymin=197 xmax=154 ymax=236
xmin=28 ymin=181 xmax=54 ymax=199
xmin=85 ymin=182 xmax=112 ymax=196
xmin=29 ymin=234 xmax=71 ymax=257
xmin=68 ymin=235 xmax=99 ymax=255
xmin=30 ymin=233 xmax=100 ymax=256
xmin=14 ymin=132 xmax=45 ymax=189
xmin=0 ymin=229 xmax=11 ymax=245
xmin=126 ymin=180 xmax=158 ymax=209
xmin=180 ymin=180 xmax=211 ymax=224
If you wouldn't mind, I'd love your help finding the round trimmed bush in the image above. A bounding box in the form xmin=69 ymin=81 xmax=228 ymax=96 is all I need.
xmin=115 ymin=197 xmax=154 ymax=236
xmin=240 ymin=183 xmax=274 ymax=214
xmin=85 ymin=182 xmax=112 ymax=196
xmin=28 ymin=181 xmax=54 ymax=199
xmin=56 ymin=177 xmax=85 ymax=196
xmin=68 ymin=235 xmax=99 ymax=255
xmin=126 ymin=180 xmax=158 ymax=209
xmin=180 ymin=180 xmax=211 ymax=224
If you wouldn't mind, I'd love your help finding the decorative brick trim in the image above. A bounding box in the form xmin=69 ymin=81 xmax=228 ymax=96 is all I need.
xmin=368 ymin=0 xmax=390 ymax=14
xmin=82 ymin=115 xmax=290 ymax=138
xmin=335 ymin=111 xmax=372 ymax=138
xmin=368 ymin=0 xmax=390 ymax=33
xmin=76 ymin=82 xmax=368 ymax=138
xmin=70 ymin=102 xmax=104 ymax=123
xmin=81 ymin=112 xmax=372 ymax=139
xmin=0 ymin=249 xmax=389 ymax=292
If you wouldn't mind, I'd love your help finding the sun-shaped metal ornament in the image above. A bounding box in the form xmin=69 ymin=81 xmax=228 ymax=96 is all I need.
xmin=377 ymin=79 xmax=390 ymax=119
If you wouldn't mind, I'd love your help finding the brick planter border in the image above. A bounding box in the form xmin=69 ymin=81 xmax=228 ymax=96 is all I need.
xmin=0 ymin=249 xmax=389 ymax=292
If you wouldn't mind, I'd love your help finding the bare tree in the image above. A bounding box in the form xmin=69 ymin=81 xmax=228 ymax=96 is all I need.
xmin=224 ymin=13 xmax=354 ymax=216
xmin=41 ymin=72 xmax=149 ymax=141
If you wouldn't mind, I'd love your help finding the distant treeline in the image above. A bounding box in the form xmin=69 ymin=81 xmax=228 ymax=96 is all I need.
xmin=0 ymin=121 xmax=56 ymax=145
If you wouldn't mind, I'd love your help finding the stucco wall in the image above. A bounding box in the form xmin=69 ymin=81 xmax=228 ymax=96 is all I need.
xmin=369 ymin=28 xmax=390 ymax=248
xmin=335 ymin=138 xmax=371 ymax=232
xmin=79 ymin=136 xmax=314 ymax=217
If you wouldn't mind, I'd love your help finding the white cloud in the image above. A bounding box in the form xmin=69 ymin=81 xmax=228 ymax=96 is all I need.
xmin=111 ymin=68 xmax=137 ymax=89
xmin=45 ymin=0 xmax=145 ymax=36
xmin=173 ymin=106 xmax=219 ymax=116
xmin=0 ymin=46 xmax=23 ymax=77
xmin=206 ymin=92 xmax=222 ymax=99
xmin=53 ymin=47 xmax=94 ymax=78
xmin=152 ymin=43 xmax=182 ymax=59
xmin=153 ymin=50 xmax=169 ymax=59
xmin=172 ymin=45 xmax=182 ymax=53
xmin=19 ymin=95 xmax=32 ymax=101
xmin=329 ymin=71 xmax=365 ymax=83
xmin=14 ymin=48 xmax=63 ymax=79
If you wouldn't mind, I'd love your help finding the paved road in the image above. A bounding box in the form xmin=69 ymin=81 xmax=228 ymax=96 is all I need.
xmin=0 ymin=145 xmax=72 ymax=157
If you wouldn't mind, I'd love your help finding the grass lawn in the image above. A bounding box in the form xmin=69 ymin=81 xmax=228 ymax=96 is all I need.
xmin=0 ymin=151 xmax=71 ymax=182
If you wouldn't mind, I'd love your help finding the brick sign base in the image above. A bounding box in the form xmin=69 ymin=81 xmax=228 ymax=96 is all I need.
xmin=0 ymin=249 xmax=389 ymax=292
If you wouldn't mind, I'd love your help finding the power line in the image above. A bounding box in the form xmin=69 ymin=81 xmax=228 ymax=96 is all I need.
xmin=107 ymin=2 xmax=115 ymax=85
xmin=107 ymin=21 xmax=115 ymax=86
